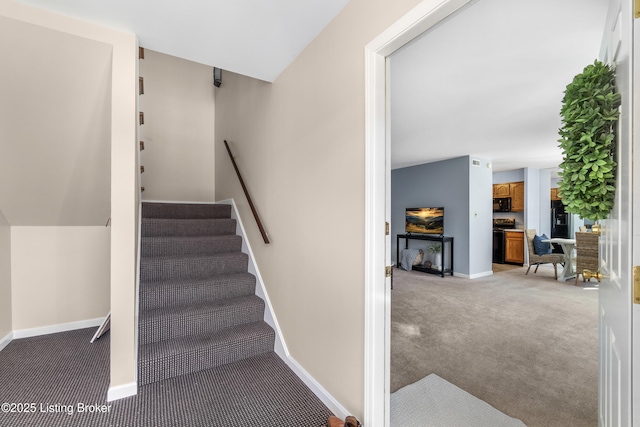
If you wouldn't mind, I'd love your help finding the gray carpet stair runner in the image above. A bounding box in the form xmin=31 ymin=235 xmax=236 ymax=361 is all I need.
xmin=138 ymin=202 xmax=275 ymax=386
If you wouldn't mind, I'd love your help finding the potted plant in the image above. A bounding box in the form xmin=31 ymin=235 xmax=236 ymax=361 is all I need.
xmin=557 ymin=60 xmax=621 ymax=221
xmin=428 ymin=244 xmax=442 ymax=271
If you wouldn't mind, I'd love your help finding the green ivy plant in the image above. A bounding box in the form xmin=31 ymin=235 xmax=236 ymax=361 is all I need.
xmin=557 ymin=60 xmax=621 ymax=220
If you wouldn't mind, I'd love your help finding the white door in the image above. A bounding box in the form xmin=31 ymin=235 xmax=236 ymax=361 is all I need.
xmin=598 ymin=0 xmax=634 ymax=425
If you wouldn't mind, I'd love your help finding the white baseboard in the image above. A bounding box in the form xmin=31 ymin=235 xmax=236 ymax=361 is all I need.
xmin=281 ymin=354 xmax=350 ymax=420
xmin=217 ymin=198 xmax=349 ymax=419
xmin=217 ymin=199 xmax=288 ymax=362
xmin=453 ymin=270 xmax=494 ymax=279
xmin=469 ymin=270 xmax=494 ymax=279
xmin=0 ymin=331 xmax=13 ymax=352
xmin=107 ymin=381 xmax=137 ymax=402
xmin=12 ymin=317 xmax=105 ymax=339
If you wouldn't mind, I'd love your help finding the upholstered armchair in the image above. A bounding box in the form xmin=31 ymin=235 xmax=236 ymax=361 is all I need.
xmin=524 ymin=229 xmax=565 ymax=279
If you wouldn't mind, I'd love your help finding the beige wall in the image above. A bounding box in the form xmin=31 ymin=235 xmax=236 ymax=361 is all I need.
xmin=215 ymin=0 xmax=421 ymax=417
xmin=11 ymin=226 xmax=110 ymax=330
xmin=0 ymin=15 xmax=112 ymax=227
xmin=1 ymin=0 xmax=139 ymax=394
xmin=0 ymin=209 xmax=11 ymax=339
xmin=140 ymin=50 xmax=215 ymax=202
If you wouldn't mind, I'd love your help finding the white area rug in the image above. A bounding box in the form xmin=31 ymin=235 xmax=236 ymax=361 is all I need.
xmin=390 ymin=374 xmax=527 ymax=427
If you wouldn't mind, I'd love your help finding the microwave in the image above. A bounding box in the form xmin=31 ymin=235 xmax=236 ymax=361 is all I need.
xmin=493 ymin=197 xmax=511 ymax=212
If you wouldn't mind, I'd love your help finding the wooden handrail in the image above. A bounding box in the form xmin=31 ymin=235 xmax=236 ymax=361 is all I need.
xmin=224 ymin=140 xmax=270 ymax=244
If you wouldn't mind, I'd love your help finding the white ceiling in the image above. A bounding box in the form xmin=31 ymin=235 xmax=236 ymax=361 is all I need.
xmin=12 ymin=0 xmax=349 ymax=82
xmin=390 ymin=0 xmax=609 ymax=172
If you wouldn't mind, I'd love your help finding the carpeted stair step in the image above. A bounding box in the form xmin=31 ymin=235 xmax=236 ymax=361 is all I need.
xmin=138 ymin=321 xmax=275 ymax=386
xmin=140 ymin=253 xmax=249 ymax=282
xmin=142 ymin=218 xmax=237 ymax=237
xmin=137 ymin=202 xmax=275 ymax=389
xmin=139 ymin=273 xmax=257 ymax=311
xmin=143 ymin=202 xmax=232 ymax=219
xmin=139 ymin=295 xmax=266 ymax=345
xmin=141 ymin=235 xmax=243 ymax=257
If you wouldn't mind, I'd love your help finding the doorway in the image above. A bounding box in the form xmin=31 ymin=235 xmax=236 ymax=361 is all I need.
xmin=363 ymin=0 xmax=630 ymax=426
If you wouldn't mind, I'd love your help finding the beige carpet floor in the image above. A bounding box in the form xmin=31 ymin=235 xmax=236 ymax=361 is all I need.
xmin=391 ymin=264 xmax=598 ymax=427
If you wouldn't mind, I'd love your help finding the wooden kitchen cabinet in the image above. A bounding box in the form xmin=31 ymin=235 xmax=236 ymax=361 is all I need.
xmin=504 ymin=231 xmax=524 ymax=264
xmin=509 ymin=182 xmax=525 ymax=211
xmin=550 ymin=188 xmax=561 ymax=201
xmin=493 ymin=183 xmax=510 ymax=198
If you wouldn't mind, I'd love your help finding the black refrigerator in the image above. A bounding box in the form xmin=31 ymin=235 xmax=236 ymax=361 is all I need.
xmin=550 ymin=200 xmax=570 ymax=253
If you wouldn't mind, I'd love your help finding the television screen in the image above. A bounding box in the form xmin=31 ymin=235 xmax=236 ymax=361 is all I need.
xmin=405 ymin=207 xmax=444 ymax=235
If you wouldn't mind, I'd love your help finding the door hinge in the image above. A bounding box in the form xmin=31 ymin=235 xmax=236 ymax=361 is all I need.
xmin=385 ymin=266 xmax=392 ymax=277
xmin=635 ymin=0 xmax=640 ymax=18
xmin=634 ymin=266 xmax=640 ymax=304
xmin=385 ymin=222 xmax=390 ymax=236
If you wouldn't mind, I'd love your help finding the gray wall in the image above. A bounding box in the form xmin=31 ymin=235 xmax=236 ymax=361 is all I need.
xmin=492 ymin=169 xmax=525 ymax=184
xmin=492 ymin=169 xmax=525 ymax=228
xmin=524 ymin=168 xmax=541 ymax=232
xmin=468 ymin=157 xmax=493 ymax=276
xmin=392 ymin=156 xmax=492 ymax=276
xmin=538 ymin=169 xmax=552 ymax=237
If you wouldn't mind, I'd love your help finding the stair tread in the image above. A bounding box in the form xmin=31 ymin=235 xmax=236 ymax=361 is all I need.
xmin=140 ymin=253 xmax=248 ymax=271
xmin=139 ymin=273 xmax=257 ymax=310
xmin=139 ymin=321 xmax=274 ymax=360
xmin=141 ymin=252 xmax=247 ymax=262
xmin=142 ymin=218 xmax=237 ymax=237
xmin=139 ymin=252 xmax=249 ymax=282
xmin=142 ymin=218 xmax=235 ymax=224
xmin=138 ymin=295 xmax=265 ymax=345
xmin=142 ymin=202 xmax=232 ymax=219
xmin=141 ymin=235 xmax=243 ymax=257
xmin=143 ymin=235 xmax=241 ymax=243
xmin=140 ymin=294 xmax=264 ymax=321
xmin=140 ymin=272 xmax=256 ymax=288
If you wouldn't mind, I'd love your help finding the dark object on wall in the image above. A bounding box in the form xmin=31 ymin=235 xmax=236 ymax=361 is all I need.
xmin=405 ymin=207 xmax=444 ymax=235
xmin=493 ymin=197 xmax=511 ymax=212
xmin=214 ymin=67 xmax=222 ymax=87
xmin=493 ymin=229 xmax=505 ymax=263
xmin=551 ymin=200 xmax=570 ymax=253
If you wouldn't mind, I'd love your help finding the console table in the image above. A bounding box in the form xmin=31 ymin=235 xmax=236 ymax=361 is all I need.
xmin=397 ymin=234 xmax=454 ymax=277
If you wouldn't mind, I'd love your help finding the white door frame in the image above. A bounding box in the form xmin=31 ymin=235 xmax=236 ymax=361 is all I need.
xmin=363 ymin=1 xmax=638 ymax=426
xmin=633 ymin=8 xmax=640 ymax=425
xmin=363 ymin=1 xmax=473 ymax=425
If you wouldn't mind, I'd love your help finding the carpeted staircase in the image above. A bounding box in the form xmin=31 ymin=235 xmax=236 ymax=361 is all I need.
xmin=138 ymin=202 xmax=275 ymax=385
